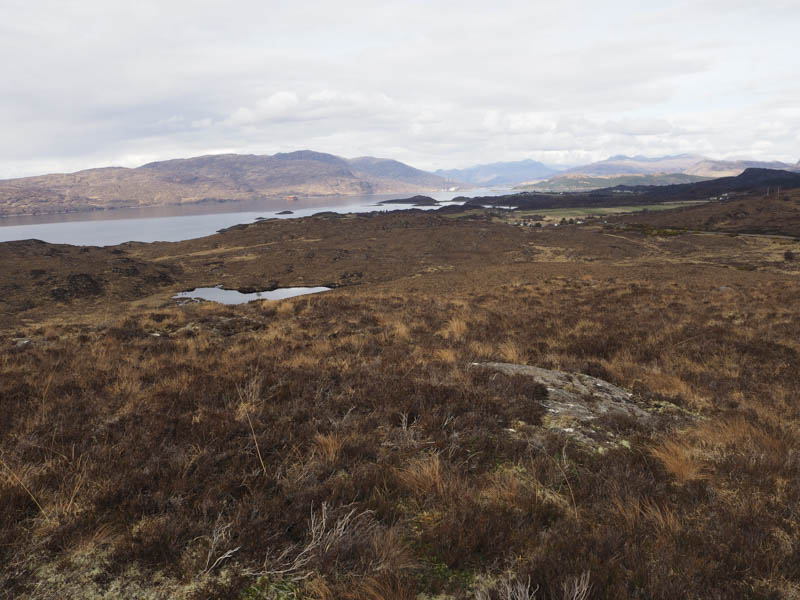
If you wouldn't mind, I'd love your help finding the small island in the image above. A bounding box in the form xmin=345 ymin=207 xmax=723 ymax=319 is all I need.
xmin=379 ymin=195 xmax=440 ymax=206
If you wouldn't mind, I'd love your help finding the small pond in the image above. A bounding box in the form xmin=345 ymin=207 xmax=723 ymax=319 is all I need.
xmin=173 ymin=285 xmax=332 ymax=305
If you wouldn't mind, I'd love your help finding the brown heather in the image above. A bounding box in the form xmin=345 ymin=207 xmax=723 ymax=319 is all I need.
xmin=1 ymin=207 xmax=800 ymax=598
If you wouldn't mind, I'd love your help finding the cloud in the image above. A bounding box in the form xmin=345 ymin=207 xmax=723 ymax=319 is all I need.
xmin=228 ymin=91 xmax=300 ymax=124
xmin=1 ymin=0 xmax=799 ymax=178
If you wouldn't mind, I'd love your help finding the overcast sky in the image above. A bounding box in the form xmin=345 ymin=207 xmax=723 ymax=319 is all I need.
xmin=2 ymin=0 xmax=798 ymax=178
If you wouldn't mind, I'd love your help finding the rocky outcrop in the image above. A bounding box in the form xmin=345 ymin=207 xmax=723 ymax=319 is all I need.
xmin=471 ymin=362 xmax=686 ymax=449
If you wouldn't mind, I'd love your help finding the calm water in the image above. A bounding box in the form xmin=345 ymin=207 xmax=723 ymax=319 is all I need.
xmin=174 ymin=285 xmax=332 ymax=305
xmin=0 ymin=189 xmax=511 ymax=246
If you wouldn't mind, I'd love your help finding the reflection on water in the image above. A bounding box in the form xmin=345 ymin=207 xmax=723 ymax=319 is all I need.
xmin=173 ymin=285 xmax=332 ymax=305
xmin=0 ymin=188 xmax=512 ymax=246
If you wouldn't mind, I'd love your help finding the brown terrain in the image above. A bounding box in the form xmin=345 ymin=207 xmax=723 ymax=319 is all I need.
xmin=0 ymin=151 xmax=453 ymax=218
xmin=2 ymin=199 xmax=800 ymax=598
xmin=614 ymin=188 xmax=800 ymax=237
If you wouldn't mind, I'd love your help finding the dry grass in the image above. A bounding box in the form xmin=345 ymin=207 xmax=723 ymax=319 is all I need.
xmin=397 ymin=454 xmax=452 ymax=501
xmin=649 ymin=439 xmax=709 ymax=485
xmin=2 ymin=212 xmax=800 ymax=598
xmin=499 ymin=340 xmax=524 ymax=363
xmin=438 ymin=316 xmax=468 ymax=341
xmin=314 ymin=433 xmax=344 ymax=464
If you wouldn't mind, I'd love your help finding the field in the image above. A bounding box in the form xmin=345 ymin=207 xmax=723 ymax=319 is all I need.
xmin=2 ymin=202 xmax=800 ymax=599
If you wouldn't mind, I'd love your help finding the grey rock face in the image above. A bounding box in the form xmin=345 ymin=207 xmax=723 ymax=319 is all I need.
xmin=471 ymin=362 xmax=659 ymax=448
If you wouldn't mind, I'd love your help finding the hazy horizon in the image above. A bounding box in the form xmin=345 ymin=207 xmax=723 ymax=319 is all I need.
xmin=2 ymin=1 xmax=799 ymax=179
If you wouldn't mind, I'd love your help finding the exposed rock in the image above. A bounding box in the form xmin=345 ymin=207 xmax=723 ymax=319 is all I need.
xmin=471 ymin=362 xmax=665 ymax=449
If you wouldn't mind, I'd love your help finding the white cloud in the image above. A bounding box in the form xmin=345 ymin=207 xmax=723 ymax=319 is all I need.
xmin=1 ymin=0 xmax=799 ymax=178
xmin=228 ymin=91 xmax=300 ymax=124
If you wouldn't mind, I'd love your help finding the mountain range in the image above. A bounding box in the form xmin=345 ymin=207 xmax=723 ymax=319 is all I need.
xmin=434 ymin=159 xmax=561 ymax=186
xmin=463 ymin=168 xmax=800 ymax=211
xmin=561 ymin=154 xmax=707 ymax=176
xmin=439 ymin=154 xmax=800 ymax=189
xmin=0 ymin=151 xmax=452 ymax=217
xmin=1 ymin=151 xmax=798 ymax=217
xmin=514 ymin=155 xmax=800 ymax=191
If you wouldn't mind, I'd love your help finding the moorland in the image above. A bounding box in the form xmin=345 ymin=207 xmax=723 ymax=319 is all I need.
xmin=2 ymin=183 xmax=800 ymax=599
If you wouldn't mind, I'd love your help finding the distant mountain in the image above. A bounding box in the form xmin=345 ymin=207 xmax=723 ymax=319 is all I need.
xmin=516 ymin=172 xmax=711 ymax=192
xmin=347 ymin=157 xmax=448 ymax=189
xmin=562 ymin=154 xmax=707 ymax=176
xmin=608 ymin=168 xmax=800 ymax=201
xmin=0 ymin=151 xmax=454 ymax=217
xmin=435 ymin=159 xmax=561 ymax=186
xmin=462 ymin=168 xmax=800 ymax=211
xmin=685 ymin=159 xmax=798 ymax=177
xmin=563 ymin=154 xmax=799 ymax=178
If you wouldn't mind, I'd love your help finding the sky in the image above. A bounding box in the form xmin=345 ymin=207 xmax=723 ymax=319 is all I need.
xmin=1 ymin=0 xmax=799 ymax=178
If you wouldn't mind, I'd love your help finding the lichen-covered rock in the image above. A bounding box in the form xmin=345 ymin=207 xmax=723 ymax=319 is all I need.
xmin=470 ymin=362 xmax=660 ymax=449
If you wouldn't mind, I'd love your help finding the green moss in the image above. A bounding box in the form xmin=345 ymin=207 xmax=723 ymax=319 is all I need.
xmin=241 ymin=577 xmax=304 ymax=600
xmin=415 ymin=556 xmax=475 ymax=593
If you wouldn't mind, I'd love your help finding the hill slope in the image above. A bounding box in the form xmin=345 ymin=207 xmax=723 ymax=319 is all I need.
xmin=561 ymin=154 xmax=799 ymax=179
xmin=562 ymin=154 xmax=707 ymax=176
xmin=468 ymin=169 xmax=800 ymax=212
xmin=347 ymin=156 xmax=449 ymax=189
xmin=0 ymin=151 xmax=452 ymax=217
xmin=685 ymin=159 xmax=798 ymax=177
xmin=517 ymin=172 xmax=711 ymax=192
xmin=608 ymin=168 xmax=800 ymax=202
xmin=616 ymin=186 xmax=800 ymax=237
xmin=435 ymin=159 xmax=560 ymax=186
xmin=2 ymin=210 xmax=799 ymax=598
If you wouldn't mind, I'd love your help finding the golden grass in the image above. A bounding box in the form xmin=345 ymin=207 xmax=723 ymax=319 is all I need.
xmin=498 ymin=340 xmax=523 ymax=363
xmin=437 ymin=316 xmax=468 ymax=341
xmin=649 ymin=439 xmax=709 ymax=485
xmin=3 ymin=214 xmax=800 ymax=598
xmin=397 ymin=454 xmax=452 ymax=501
xmin=314 ymin=433 xmax=344 ymax=464
xmin=433 ymin=348 xmax=457 ymax=364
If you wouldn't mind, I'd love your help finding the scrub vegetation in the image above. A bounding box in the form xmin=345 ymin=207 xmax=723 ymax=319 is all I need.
xmin=2 ymin=198 xmax=800 ymax=599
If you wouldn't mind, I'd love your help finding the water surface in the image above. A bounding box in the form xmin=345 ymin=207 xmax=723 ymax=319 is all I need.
xmin=0 ymin=189 xmax=511 ymax=246
xmin=173 ymin=285 xmax=332 ymax=305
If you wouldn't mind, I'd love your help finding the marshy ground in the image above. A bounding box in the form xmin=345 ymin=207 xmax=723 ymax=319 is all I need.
xmin=2 ymin=199 xmax=800 ymax=598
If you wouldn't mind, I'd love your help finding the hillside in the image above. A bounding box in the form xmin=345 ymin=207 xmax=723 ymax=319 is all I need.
xmin=561 ymin=154 xmax=706 ymax=176
xmin=615 ymin=186 xmax=800 ymax=237
xmin=607 ymin=168 xmax=800 ymax=202
xmin=466 ymin=168 xmax=800 ymax=212
xmin=0 ymin=151 xmax=453 ymax=217
xmin=2 ymin=208 xmax=800 ymax=598
xmin=435 ymin=159 xmax=561 ymax=186
xmin=561 ymin=154 xmax=798 ymax=179
xmin=347 ymin=156 xmax=450 ymax=190
xmin=685 ymin=159 xmax=798 ymax=177
xmin=516 ymin=172 xmax=711 ymax=192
